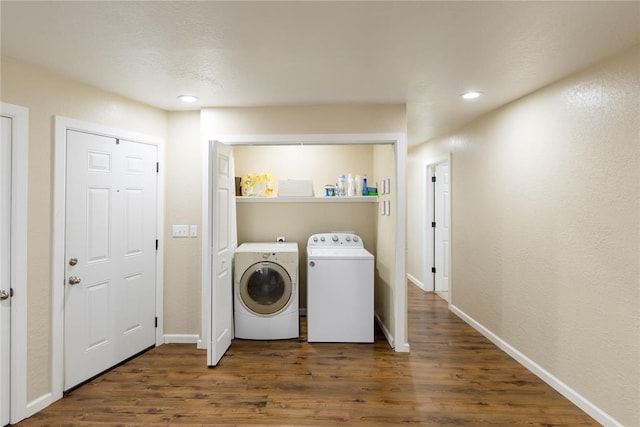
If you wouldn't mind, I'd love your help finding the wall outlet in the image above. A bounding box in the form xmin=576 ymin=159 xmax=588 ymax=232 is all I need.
xmin=277 ymin=236 xmax=286 ymax=243
xmin=172 ymin=225 xmax=189 ymax=238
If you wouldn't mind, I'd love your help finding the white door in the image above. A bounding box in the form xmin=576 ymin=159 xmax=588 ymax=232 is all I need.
xmin=64 ymin=130 xmax=157 ymax=390
xmin=0 ymin=116 xmax=12 ymax=425
xmin=434 ymin=163 xmax=450 ymax=292
xmin=207 ymin=141 xmax=236 ymax=366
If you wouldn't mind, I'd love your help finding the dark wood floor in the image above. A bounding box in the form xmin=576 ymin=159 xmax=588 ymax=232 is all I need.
xmin=17 ymin=284 xmax=597 ymax=426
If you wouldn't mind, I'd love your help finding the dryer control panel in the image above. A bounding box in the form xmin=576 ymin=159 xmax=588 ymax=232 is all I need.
xmin=307 ymin=233 xmax=364 ymax=248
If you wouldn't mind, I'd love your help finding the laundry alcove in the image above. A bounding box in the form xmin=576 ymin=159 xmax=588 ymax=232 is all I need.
xmin=201 ymin=132 xmax=408 ymax=366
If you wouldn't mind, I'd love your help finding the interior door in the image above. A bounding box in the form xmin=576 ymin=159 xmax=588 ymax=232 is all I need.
xmin=434 ymin=163 xmax=450 ymax=292
xmin=64 ymin=130 xmax=157 ymax=390
xmin=0 ymin=116 xmax=11 ymax=425
xmin=207 ymin=141 xmax=237 ymax=366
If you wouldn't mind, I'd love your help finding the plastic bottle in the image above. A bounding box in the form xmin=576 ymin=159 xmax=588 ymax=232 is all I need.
xmin=347 ymin=173 xmax=355 ymax=196
xmin=362 ymin=174 xmax=368 ymax=196
xmin=337 ymin=174 xmax=346 ymax=197
xmin=355 ymin=174 xmax=362 ymax=196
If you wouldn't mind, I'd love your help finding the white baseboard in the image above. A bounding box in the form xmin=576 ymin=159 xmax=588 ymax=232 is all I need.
xmin=163 ymin=334 xmax=199 ymax=344
xmin=374 ymin=312 xmax=394 ymax=348
xmin=26 ymin=392 xmax=54 ymax=419
xmin=449 ymin=303 xmax=622 ymax=427
xmin=407 ymin=273 xmax=427 ymax=291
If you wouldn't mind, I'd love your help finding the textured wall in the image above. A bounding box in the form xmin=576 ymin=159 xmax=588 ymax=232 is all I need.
xmin=164 ymin=112 xmax=202 ymax=335
xmin=407 ymin=45 xmax=639 ymax=425
xmin=0 ymin=57 xmax=167 ymax=402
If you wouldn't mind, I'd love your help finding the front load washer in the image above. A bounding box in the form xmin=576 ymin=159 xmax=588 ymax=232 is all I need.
xmin=306 ymin=233 xmax=374 ymax=343
xmin=234 ymin=242 xmax=299 ymax=340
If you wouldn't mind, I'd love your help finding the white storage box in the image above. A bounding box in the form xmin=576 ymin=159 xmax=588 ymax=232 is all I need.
xmin=278 ymin=180 xmax=314 ymax=197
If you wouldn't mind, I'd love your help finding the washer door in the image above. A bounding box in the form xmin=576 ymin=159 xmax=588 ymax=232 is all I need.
xmin=239 ymin=261 xmax=293 ymax=315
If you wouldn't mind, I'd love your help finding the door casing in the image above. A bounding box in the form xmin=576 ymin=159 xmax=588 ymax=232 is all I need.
xmin=0 ymin=103 xmax=28 ymax=424
xmin=51 ymin=116 xmax=164 ymax=406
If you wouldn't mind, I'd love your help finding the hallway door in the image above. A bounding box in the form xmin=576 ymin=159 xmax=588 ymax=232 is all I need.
xmin=434 ymin=163 xmax=450 ymax=292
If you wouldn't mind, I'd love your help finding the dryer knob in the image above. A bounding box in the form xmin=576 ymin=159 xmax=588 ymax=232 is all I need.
xmin=353 ymin=236 xmax=359 ymax=242
xmin=320 ymin=236 xmax=325 ymax=242
xmin=313 ymin=236 xmax=318 ymax=242
xmin=332 ymin=235 xmax=339 ymax=242
xmin=345 ymin=236 xmax=351 ymax=242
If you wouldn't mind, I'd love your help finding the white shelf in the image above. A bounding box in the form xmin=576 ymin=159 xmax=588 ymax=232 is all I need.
xmin=236 ymin=196 xmax=378 ymax=203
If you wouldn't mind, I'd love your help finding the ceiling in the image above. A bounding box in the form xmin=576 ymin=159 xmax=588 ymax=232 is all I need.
xmin=1 ymin=1 xmax=639 ymax=146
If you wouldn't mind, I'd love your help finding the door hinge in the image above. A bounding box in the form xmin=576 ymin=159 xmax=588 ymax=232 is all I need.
xmin=431 ymin=221 xmax=436 ymax=228
xmin=155 ymin=317 xmax=158 ymax=328
xmin=431 ymin=176 xmax=436 ymax=182
xmin=156 ymin=239 xmax=159 ymax=250
xmin=431 ymin=267 xmax=436 ymax=274
xmin=156 ymin=162 xmax=159 ymax=173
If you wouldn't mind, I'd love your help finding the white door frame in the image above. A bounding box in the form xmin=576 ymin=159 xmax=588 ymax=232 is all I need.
xmin=200 ymin=133 xmax=408 ymax=353
xmin=51 ymin=117 xmax=164 ymax=405
xmin=0 ymin=103 xmax=28 ymax=424
xmin=424 ymin=154 xmax=452 ymax=298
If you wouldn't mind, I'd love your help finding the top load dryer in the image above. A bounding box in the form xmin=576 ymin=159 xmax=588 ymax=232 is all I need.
xmin=306 ymin=233 xmax=374 ymax=343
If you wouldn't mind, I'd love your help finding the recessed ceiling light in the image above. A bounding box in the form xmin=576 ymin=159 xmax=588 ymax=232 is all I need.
xmin=178 ymin=95 xmax=198 ymax=103
xmin=460 ymin=91 xmax=482 ymax=100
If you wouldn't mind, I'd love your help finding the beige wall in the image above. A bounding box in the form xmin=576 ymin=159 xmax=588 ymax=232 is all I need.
xmin=234 ymin=144 xmax=374 ymax=197
xmin=407 ymin=45 xmax=639 ymax=425
xmin=0 ymin=57 xmax=167 ymax=402
xmin=164 ymin=111 xmax=202 ymax=335
xmin=372 ymin=145 xmax=397 ymax=338
xmin=201 ymin=105 xmax=406 ymax=136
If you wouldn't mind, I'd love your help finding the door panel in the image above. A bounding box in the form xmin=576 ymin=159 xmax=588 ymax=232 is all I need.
xmin=64 ymin=131 xmax=157 ymax=390
xmin=87 ymin=187 xmax=111 ymax=262
xmin=124 ymin=189 xmax=144 ymax=256
xmin=85 ymin=281 xmax=110 ymax=351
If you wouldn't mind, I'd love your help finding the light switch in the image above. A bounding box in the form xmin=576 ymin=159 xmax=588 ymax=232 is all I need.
xmin=190 ymin=225 xmax=198 ymax=237
xmin=172 ymin=225 xmax=189 ymax=238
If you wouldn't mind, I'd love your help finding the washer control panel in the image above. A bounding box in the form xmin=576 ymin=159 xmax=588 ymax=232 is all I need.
xmin=307 ymin=233 xmax=364 ymax=248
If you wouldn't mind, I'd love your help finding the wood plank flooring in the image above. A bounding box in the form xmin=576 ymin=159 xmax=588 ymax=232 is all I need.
xmin=17 ymin=284 xmax=598 ymax=426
